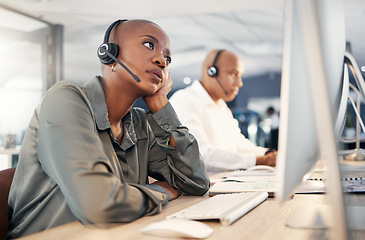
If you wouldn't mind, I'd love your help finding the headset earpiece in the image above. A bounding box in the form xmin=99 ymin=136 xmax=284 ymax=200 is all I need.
xmin=97 ymin=19 xmax=126 ymax=65
xmin=97 ymin=42 xmax=119 ymax=65
xmin=207 ymin=50 xmax=225 ymax=77
xmin=207 ymin=66 xmax=218 ymax=77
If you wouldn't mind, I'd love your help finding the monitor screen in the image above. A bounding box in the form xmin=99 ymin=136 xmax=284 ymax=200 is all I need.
xmin=276 ymin=0 xmax=348 ymax=238
xmin=276 ymin=0 xmax=346 ymax=201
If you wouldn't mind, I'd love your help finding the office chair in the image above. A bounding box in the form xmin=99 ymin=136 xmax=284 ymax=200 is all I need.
xmin=0 ymin=168 xmax=15 ymax=240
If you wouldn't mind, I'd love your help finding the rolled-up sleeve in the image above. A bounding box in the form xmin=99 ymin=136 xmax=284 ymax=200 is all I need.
xmin=146 ymin=103 xmax=210 ymax=196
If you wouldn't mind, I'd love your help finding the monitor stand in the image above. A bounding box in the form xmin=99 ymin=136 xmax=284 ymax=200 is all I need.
xmin=286 ymin=205 xmax=365 ymax=230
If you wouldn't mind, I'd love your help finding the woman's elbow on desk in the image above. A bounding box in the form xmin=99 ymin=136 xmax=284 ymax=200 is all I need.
xmin=176 ymin=177 xmax=210 ymax=196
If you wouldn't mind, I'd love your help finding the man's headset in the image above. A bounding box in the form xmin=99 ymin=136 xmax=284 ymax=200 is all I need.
xmin=97 ymin=19 xmax=141 ymax=83
xmin=207 ymin=50 xmax=228 ymax=95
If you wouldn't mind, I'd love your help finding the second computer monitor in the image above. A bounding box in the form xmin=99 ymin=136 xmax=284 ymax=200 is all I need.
xmin=276 ymin=0 xmax=347 ymax=238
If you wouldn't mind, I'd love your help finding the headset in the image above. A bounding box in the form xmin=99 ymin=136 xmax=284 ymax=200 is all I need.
xmin=97 ymin=19 xmax=141 ymax=83
xmin=207 ymin=50 xmax=228 ymax=95
xmin=207 ymin=49 xmax=225 ymax=77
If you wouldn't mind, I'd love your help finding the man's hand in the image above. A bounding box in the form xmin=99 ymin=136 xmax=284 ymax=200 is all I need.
xmin=152 ymin=181 xmax=181 ymax=200
xmin=256 ymin=151 xmax=277 ymax=166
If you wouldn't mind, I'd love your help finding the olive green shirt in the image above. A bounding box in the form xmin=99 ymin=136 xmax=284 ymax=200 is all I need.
xmin=7 ymin=76 xmax=209 ymax=239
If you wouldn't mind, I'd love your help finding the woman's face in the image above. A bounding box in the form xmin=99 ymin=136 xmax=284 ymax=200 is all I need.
xmin=115 ymin=21 xmax=172 ymax=96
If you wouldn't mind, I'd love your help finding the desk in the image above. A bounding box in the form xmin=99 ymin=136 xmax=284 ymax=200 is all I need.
xmin=17 ymin=194 xmax=365 ymax=240
xmin=18 ymin=187 xmax=365 ymax=239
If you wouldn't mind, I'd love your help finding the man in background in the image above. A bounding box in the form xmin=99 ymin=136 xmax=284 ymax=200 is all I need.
xmin=266 ymin=106 xmax=279 ymax=150
xmin=169 ymin=49 xmax=276 ymax=175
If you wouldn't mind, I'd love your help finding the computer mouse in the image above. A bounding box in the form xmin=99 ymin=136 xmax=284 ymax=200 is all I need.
xmin=247 ymin=165 xmax=275 ymax=171
xmin=141 ymin=218 xmax=213 ymax=239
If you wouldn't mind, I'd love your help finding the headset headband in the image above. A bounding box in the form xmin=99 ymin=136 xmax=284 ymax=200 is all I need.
xmin=103 ymin=19 xmax=128 ymax=43
xmin=212 ymin=50 xmax=225 ymax=68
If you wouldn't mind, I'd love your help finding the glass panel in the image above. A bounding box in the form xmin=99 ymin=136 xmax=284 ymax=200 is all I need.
xmin=0 ymin=40 xmax=42 ymax=147
xmin=0 ymin=7 xmax=46 ymax=149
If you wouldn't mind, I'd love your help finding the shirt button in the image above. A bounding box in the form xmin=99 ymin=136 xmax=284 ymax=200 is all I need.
xmin=163 ymin=124 xmax=169 ymax=130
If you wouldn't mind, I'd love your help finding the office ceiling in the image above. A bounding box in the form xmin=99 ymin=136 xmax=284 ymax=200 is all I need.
xmin=0 ymin=0 xmax=365 ymax=90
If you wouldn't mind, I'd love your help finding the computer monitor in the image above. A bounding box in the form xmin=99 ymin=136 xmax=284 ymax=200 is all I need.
xmin=276 ymin=0 xmax=349 ymax=238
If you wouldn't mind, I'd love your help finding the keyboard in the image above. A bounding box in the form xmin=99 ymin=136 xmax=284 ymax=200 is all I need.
xmin=223 ymin=169 xmax=276 ymax=178
xmin=166 ymin=192 xmax=268 ymax=226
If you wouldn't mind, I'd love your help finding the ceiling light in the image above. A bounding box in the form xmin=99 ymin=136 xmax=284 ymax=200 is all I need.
xmin=183 ymin=77 xmax=192 ymax=85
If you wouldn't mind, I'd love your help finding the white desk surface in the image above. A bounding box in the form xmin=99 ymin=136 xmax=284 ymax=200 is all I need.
xmin=18 ymin=171 xmax=365 ymax=240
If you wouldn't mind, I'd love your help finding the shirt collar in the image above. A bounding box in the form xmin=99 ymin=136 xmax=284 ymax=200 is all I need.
xmin=82 ymin=76 xmax=110 ymax=131
xmin=191 ymin=80 xmax=227 ymax=107
xmin=82 ymin=76 xmax=146 ymax=149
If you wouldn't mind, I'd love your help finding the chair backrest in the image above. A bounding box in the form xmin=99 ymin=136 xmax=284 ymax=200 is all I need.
xmin=0 ymin=168 xmax=15 ymax=240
